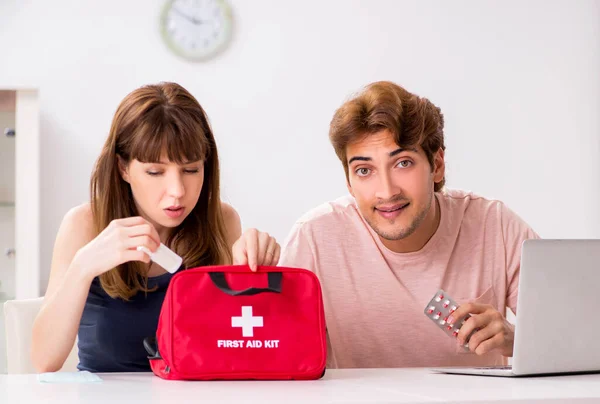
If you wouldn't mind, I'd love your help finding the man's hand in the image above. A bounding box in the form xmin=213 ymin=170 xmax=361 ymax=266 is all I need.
xmin=448 ymin=303 xmax=515 ymax=357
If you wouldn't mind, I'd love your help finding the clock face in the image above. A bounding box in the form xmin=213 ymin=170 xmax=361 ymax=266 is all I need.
xmin=160 ymin=0 xmax=233 ymax=61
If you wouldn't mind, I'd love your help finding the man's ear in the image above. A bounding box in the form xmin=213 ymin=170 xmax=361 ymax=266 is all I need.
xmin=346 ymin=177 xmax=355 ymax=198
xmin=117 ymin=155 xmax=130 ymax=183
xmin=432 ymin=148 xmax=445 ymax=184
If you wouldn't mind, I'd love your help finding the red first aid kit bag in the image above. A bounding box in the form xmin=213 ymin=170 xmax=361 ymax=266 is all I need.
xmin=144 ymin=265 xmax=327 ymax=380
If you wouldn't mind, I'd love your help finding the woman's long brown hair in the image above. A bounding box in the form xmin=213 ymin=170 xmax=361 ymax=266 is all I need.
xmin=90 ymin=82 xmax=232 ymax=300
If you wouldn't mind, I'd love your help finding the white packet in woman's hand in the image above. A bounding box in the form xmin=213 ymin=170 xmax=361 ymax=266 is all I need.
xmin=137 ymin=243 xmax=182 ymax=273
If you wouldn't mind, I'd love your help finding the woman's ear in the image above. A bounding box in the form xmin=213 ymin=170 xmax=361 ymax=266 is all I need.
xmin=117 ymin=155 xmax=130 ymax=183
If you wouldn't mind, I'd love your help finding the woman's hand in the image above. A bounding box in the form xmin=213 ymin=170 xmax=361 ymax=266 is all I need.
xmin=232 ymin=228 xmax=280 ymax=271
xmin=72 ymin=216 xmax=161 ymax=280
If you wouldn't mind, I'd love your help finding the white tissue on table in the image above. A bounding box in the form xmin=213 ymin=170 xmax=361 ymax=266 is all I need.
xmin=37 ymin=371 xmax=103 ymax=383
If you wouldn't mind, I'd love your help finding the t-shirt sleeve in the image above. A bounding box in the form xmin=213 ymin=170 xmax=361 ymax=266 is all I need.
xmin=278 ymin=221 xmax=337 ymax=367
xmin=278 ymin=221 xmax=318 ymax=273
xmin=501 ymin=203 xmax=540 ymax=314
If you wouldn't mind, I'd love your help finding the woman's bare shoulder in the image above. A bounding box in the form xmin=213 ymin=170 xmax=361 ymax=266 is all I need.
xmin=221 ymin=202 xmax=239 ymax=222
xmin=220 ymin=202 xmax=241 ymax=245
xmin=61 ymin=202 xmax=95 ymax=241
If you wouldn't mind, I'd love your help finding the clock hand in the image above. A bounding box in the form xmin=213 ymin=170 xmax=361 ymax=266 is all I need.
xmin=172 ymin=7 xmax=205 ymax=25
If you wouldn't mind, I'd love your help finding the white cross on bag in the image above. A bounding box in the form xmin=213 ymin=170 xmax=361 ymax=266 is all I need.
xmin=231 ymin=306 xmax=263 ymax=337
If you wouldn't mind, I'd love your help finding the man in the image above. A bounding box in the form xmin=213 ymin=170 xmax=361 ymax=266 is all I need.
xmin=279 ymin=81 xmax=538 ymax=368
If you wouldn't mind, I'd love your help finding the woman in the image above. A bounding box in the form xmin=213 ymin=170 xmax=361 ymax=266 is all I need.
xmin=31 ymin=82 xmax=280 ymax=372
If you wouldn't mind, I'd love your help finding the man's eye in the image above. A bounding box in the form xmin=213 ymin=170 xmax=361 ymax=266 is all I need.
xmin=356 ymin=168 xmax=370 ymax=177
xmin=146 ymin=171 xmax=162 ymax=176
xmin=398 ymin=160 xmax=412 ymax=168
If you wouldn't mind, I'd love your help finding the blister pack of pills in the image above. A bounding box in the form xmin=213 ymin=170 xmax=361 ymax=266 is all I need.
xmin=423 ymin=289 xmax=474 ymax=351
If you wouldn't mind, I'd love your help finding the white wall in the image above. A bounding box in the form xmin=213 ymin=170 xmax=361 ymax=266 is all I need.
xmin=0 ymin=0 xmax=598 ymax=292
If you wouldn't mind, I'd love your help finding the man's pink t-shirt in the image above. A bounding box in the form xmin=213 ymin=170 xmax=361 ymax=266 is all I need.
xmin=279 ymin=189 xmax=538 ymax=368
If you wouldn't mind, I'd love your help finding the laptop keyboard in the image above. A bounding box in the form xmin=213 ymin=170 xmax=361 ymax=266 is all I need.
xmin=474 ymin=366 xmax=513 ymax=370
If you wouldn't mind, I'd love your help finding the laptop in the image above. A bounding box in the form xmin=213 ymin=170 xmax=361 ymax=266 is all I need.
xmin=431 ymin=239 xmax=600 ymax=377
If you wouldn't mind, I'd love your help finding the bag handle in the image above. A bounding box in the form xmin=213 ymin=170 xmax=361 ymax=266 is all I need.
xmin=209 ymin=271 xmax=282 ymax=296
xmin=143 ymin=336 xmax=161 ymax=359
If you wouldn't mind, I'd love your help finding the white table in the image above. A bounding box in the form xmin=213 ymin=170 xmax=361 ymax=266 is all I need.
xmin=2 ymin=368 xmax=600 ymax=404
